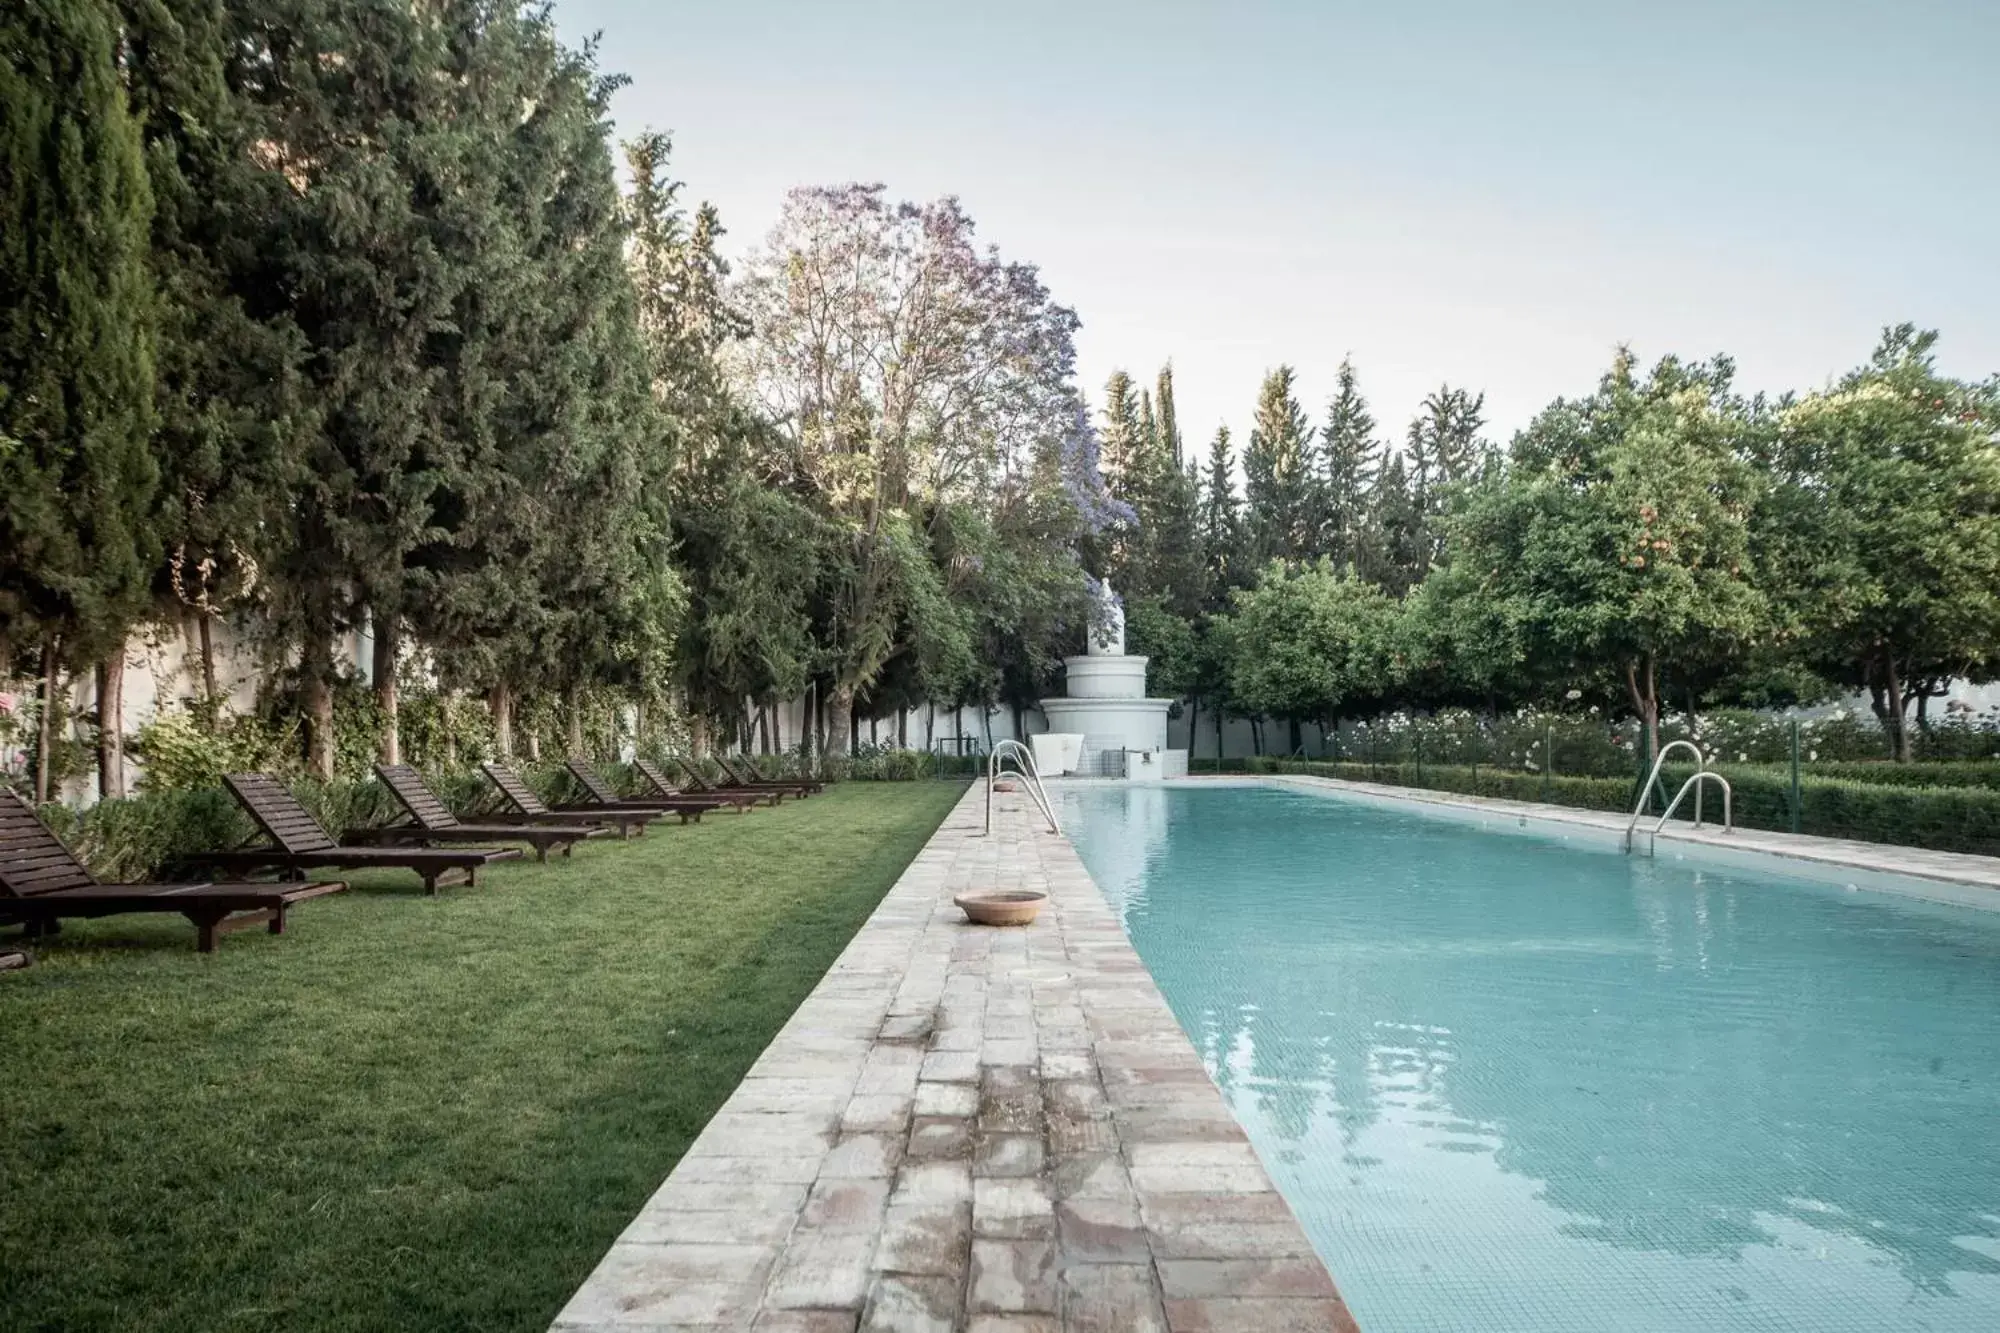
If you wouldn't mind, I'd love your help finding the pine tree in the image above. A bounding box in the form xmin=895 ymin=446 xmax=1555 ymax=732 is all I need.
xmin=1 ymin=0 xmax=160 ymax=799
xmin=1243 ymin=366 xmax=1314 ymax=566
xmin=1318 ymin=356 xmax=1380 ymax=570
xmin=1403 ymin=383 xmax=1489 ymax=567
xmin=1199 ymin=426 xmax=1245 ymax=606
xmin=1363 ymin=453 xmax=1427 ymax=596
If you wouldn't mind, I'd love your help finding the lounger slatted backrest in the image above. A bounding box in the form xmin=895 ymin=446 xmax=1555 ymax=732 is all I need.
xmin=670 ymin=754 xmax=718 ymax=791
xmin=482 ymin=763 xmax=554 ymax=816
xmin=0 ymin=790 xmax=97 ymax=897
xmin=632 ymin=758 xmax=680 ymax=797
xmin=376 ymin=765 xmax=463 ymax=830
xmin=564 ymin=760 xmax=621 ymax=805
xmin=223 ymin=774 xmax=340 ymax=854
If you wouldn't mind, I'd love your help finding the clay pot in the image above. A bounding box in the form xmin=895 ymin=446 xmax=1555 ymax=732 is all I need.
xmin=992 ymin=779 xmax=1018 ymax=792
xmin=953 ymin=889 xmax=1048 ymax=927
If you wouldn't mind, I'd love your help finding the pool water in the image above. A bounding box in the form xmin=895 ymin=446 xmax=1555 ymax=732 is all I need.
xmin=1061 ymin=783 xmax=2000 ymax=1333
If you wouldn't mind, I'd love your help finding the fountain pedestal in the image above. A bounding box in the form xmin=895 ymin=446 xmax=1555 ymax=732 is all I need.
xmin=1035 ymin=582 xmax=1185 ymax=779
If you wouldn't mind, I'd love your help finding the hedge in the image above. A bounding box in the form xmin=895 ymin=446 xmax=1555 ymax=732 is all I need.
xmin=1247 ymin=757 xmax=2000 ymax=858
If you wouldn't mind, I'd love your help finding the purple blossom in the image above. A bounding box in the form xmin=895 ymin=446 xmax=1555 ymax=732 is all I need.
xmin=1059 ymin=402 xmax=1133 ymax=533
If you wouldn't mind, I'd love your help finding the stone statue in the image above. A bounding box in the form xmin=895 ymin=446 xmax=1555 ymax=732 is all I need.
xmin=1088 ymin=578 xmax=1126 ymax=657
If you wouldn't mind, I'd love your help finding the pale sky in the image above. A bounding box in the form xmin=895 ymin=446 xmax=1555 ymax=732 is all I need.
xmin=553 ymin=0 xmax=1999 ymax=451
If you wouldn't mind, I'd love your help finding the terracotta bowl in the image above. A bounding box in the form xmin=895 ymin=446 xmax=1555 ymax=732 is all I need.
xmin=992 ymin=779 xmax=1018 ymax=792
xmin=954 ymin=889 xmax=1048 ymax=927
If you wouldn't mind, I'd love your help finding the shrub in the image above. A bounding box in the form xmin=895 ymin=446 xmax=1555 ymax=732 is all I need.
xmin=38 ymin=787 xmax=252 ymax=883
xmin=133 ymin=704 xmax=301 ymax=791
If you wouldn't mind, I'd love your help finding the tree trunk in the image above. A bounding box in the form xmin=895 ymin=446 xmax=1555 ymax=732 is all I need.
xmin=1624 ymin=657 xmax=1660 ymax=761
xmin=825 ymin=681 xmax=855 ymax=758
xmin=1882 ymin=650 xmax=1910 ymax=763
xmin=526 ymin=729 xmax=541 ymax=762
xmin=757 ymin=704 xmax=772 ymax=755
xmin=1214 ymin=706 xmax=1224 ymax=763
xmin=566 ymin=690 xmax=585 ymax=756
xmin=35 ymin=638 xmax=59 ymax=804
xmin=925 ymin=701 xmax=935 ymax=752
xmin=96 ymin=648 xmax=125 ymax=800
xmin=1186 ymin=697 xmax=1200 ymax=757
xmin=198 ymin=611 xmax=217 ymax=706
xmin=489 ymin=682 xmax=514 ymax=759
xmin=179 ymin=611 xmax=203 ymax=703
xmin=1251 ymin=718 xmax=1264 ymax=756
xmin=302 ymin=629 xmax=336 ymax=781
xmin=1011 ymin=703 xmax=1024 ymax=747
xmin=897 ymin=707 xmax=908 ymax=749
xmin=1288 ymin=717 xmax=1303 ymax=756
xmin=373 ymin=618 xmax=400 ymax=766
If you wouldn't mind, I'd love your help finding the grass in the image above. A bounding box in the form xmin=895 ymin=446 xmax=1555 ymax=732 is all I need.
xmin=0 ymin=781 xmax=966 ymax=1333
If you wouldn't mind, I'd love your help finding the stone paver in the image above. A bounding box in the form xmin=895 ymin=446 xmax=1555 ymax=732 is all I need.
xmin=550 ymin=783 xmax=1357 ymax=1332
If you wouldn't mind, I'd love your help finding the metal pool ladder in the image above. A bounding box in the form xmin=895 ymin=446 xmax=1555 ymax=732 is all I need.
xmin=1624 ymin=738 xmax=1732 ymax=854
xmin=986 ymin=739 xmax=1061 ymax=836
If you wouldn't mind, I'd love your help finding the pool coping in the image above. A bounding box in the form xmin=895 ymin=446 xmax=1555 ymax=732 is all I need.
xmin=549 ymin=780 xmax=1359 ymax=1332
xmin=1203 ymin=773 xmax=2000 ymax=910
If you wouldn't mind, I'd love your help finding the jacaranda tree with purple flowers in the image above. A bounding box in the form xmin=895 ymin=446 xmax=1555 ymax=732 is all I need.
xmin=729 ymin=184 xmax=1102 ymax=752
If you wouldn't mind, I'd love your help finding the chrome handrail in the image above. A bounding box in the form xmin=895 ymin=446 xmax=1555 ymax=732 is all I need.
xmin=986 ymin=739 xmax=1060 ymax=836
xmin=1641 ymin=771 xmax=1733 ymax=854
xmin=1624 ymin=739 xmax=1702 ymax=853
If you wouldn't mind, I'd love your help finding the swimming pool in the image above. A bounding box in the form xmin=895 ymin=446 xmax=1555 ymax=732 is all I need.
xmin=1060 ymin=781 xmax=2000 ymax=1333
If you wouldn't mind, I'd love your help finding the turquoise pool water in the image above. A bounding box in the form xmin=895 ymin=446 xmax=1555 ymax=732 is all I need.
xmin=1060 ymin=782 xmax=2000 ymax=1333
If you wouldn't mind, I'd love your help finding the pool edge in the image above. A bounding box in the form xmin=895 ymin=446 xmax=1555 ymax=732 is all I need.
xmin=1192 ymin=773 xmax=2000 ymax=911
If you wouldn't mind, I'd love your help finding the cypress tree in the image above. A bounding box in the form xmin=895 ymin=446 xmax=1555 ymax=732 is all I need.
xmin=1155 ymin=364 xmax=1183 ymax=468
xmin=1133 ymin=367 xmax=1202 ymax=615
xmin=406 ymin=10 xmax=664 ymax=759
xmin=228 ymin=0 xmax=499 ymax=774
xmin=120 ymin=0 xmax=309 ymax=712
xmin=0 ymin=0 xmax=159 ymax=799
xmin=1099 ymin=371 xmax=1141 ymax=484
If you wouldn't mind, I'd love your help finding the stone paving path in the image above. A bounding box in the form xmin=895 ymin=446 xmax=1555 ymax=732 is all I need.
xmin=552 ymin=783 xmax=1357 ymax=1332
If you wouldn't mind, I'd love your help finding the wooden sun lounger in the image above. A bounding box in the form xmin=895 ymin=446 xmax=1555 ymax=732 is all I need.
xmin=668 ymin=753 xmax=789 ymax=804
xmin=715 ymin=754 xmax=822 ymax=796
xmin=1 ymin=790 xmax=346 ymax=952
xmin=347 ymin=765 xmax=610 ymax=862
xmin=561 ymin=759 xmax=723 ymax=822
xmin=177 ymin=774 xmax=521 ymax=896
xmin=631 ymin=758 xmax=768 ymax=810
xmin=479 ymin=763 xmax=658 ymax=839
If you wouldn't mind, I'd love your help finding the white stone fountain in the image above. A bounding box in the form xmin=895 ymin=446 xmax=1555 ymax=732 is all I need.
xmin=1035 ymin=581 xmax=1186 ymax=779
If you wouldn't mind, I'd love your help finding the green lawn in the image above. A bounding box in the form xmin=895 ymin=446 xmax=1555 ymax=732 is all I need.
xmin=0 ymin=781 xmax=966 ymax=1333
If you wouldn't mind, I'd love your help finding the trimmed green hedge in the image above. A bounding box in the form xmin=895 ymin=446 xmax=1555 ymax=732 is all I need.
xmin=1248 ymin=757 xmax=2000 ymax=858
